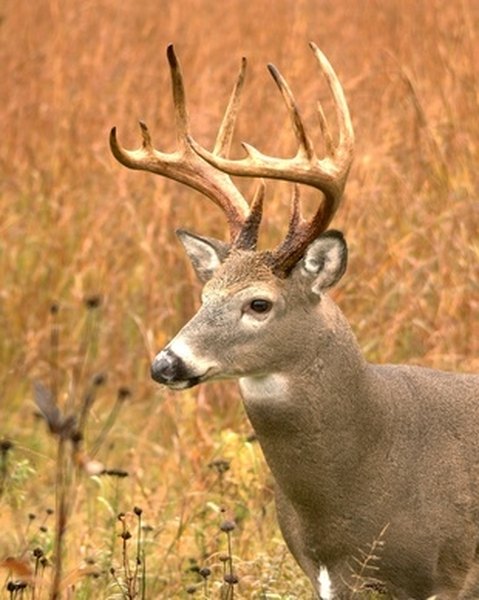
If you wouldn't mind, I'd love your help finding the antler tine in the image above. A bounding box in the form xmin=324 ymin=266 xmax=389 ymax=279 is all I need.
xmin=214 ymin=57 xmax=247 ymax=157
xmin=266 ymin=63 xmax=315 ymax=162
xmin=233 ymin=180 xmax=265 ymax=251
xmin=308 ymin=42 xmax=354 ymax=169
xmin=110 ymin=44 xmax=251 ymax=242
xmin=316 ymin=101 xmax=334 ymax=157
xmin=189 ymin=43 xmax=354 ymax=275
xmin=167 ymin=43 xmax=189 ymax=144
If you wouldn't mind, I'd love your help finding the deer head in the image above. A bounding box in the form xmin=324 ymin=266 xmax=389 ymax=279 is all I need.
xmin=110 ymin=43 xmax=354 ymax=391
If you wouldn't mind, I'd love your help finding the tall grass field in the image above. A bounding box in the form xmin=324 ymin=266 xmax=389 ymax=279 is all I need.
xmin=0 ymin=1 xmax=478 ymax=598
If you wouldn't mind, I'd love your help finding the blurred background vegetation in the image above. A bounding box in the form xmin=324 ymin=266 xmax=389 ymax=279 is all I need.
xmin=0 ymin=0 xmax=478 ymax=597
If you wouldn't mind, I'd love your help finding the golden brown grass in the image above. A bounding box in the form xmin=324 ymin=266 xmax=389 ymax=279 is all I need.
xmin=0 ymin=0 xmax=478 ymax=598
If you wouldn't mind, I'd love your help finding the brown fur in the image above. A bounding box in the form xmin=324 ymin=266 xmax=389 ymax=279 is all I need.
xmin=154 ymin=234 xmax=479 ymax=600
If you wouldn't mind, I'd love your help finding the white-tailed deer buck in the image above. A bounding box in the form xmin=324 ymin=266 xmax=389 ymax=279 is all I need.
xmin=111 ymin=44 xmax=479 ymax=599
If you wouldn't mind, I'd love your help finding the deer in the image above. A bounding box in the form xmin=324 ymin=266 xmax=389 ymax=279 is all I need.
xmin=110 ymin=43 xmax=479 ymax=599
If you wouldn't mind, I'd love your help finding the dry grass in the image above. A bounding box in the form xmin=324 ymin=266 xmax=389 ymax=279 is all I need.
xmin=0 ymin=0 xmax=478 ymax=597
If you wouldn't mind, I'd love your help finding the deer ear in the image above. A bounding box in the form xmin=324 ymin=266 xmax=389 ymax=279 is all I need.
xmin=300 ymin=230 xmax=348 ymax=294
xmin=176 ymin=229 xmax=229 ymax=283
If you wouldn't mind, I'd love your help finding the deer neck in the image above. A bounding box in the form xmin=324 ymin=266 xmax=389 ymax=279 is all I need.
xmin=238 ymin=296 xmax=385 ymax=509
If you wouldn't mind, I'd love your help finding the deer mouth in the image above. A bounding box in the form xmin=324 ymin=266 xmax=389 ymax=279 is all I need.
xmin=164 ymin=375 xmax=205 ymax=390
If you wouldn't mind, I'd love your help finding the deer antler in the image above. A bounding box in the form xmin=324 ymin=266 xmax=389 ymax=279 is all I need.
xmin=111 ymin=43 xmax=353 ymax=274
xmin=110 ymin=45 xmax=260 ymax=244
xmin=189 ymin=42 xmax=354 ymax=274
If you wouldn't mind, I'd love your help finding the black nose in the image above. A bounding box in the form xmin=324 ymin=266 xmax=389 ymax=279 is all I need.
xmin=151 ymin=349 xmax=185 ymax=384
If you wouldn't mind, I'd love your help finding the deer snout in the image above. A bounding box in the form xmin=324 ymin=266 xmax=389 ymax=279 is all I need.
xmin=151 ymin=346 xmax=205 ymax=389
xmin=151 ymin=348 xmax=186 ymax=385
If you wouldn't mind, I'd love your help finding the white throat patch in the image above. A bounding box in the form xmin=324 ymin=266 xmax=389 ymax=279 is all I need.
xmin=318 ymin=565 xmax=333 ymax=599
xmin=239 ymin=373 xmax=289 ymax=402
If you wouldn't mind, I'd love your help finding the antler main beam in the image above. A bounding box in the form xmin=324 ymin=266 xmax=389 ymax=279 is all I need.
xmin=110 ymin=45 xmax=251 ymax=242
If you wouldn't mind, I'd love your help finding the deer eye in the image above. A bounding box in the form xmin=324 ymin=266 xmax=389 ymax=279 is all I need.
xmin=249 ymin=299 xmax=273 ymax=314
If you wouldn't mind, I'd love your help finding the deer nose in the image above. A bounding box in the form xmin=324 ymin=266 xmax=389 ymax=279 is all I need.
xmin=151 ymin=349 xmax=185 ymax=384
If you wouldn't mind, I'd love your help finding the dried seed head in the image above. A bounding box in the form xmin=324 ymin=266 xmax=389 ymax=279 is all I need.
xmin=186 ymin=585 xmax=197 ymax=594
xmin=50 ymin=302 xmax=60 ymax=315
xmin=199 ymin=567 xmax=211 ymax=579
xmin=218 ymin=553 xmax=230 ymax=563
xmin=120 ymin=531 xmax=132 ymax=540
xmin=133 ymin=506 xmax=143 ymax=517
xmin=118 ymin=386 xmax=132 ymax=401
xmin=84 ymin=295 xmax=102 ymax=310
xmin=188 ymin=564 xmax=200 ymax=574
xmin=224 ymin=573 xmax=239 ymax=585
xmin=70 ymin=430 xmax=83 ymax=445
xmin=220 ymin=520 xmax=236 ymax=533
xmin=32 ymin=547 xmax=44 ymax=558
xmin=0 ymin=439 xmax=13 ymax=453
xmin=92 ymin=372 xmax=107 ymax=387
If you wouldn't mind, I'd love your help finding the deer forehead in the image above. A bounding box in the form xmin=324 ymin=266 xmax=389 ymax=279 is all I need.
xmin=203 ymin=250 xmax=284 ymax=299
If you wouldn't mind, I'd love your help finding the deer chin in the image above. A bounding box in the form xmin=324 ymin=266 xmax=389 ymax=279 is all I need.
xmin=162 ymin=367 xmax=220 ymax=390
xmin=165 ymin=377 xmax=202 ymax=391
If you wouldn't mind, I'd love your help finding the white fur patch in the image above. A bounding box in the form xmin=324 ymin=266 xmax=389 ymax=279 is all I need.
xmin=239 ymin=373 xmax=289 ymax=402
xmin=167 ymin=337 xmax=217 ymax=374
xmin=318 ymin=565 xmax=333 ymax=599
